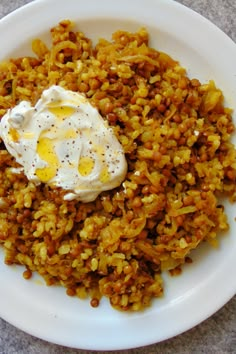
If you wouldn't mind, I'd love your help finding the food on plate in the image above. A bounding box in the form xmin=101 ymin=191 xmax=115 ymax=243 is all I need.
xmin=0 ymin=20 xmax=235 ymax=311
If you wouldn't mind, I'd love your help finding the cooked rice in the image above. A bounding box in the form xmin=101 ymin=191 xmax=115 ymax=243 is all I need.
xmin=0 ymin=20 xmax=235 ymax=311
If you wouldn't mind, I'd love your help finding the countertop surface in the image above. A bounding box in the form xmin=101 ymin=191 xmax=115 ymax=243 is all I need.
xmin=0 ymin=0 xmax=235 ymax=353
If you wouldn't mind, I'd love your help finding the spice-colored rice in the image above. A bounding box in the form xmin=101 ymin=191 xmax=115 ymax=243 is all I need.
xmin=0 ymin=20 xmax=235 ymax=311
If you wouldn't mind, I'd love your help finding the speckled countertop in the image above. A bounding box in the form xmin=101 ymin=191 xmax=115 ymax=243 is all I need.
xmin=0 ymin=1 xmax=235 ymax=353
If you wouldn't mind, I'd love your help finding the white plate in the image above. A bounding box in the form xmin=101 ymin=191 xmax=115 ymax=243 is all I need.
xmin=0 ymin=0 xmax=236 ymax=350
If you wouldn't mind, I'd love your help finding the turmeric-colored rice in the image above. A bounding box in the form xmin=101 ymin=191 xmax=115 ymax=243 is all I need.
xmin=0 ymin=20 xmax=235 ymax=311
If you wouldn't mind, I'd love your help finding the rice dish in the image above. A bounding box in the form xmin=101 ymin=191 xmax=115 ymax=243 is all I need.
xmin=0 ymin=20 xmax=235 ymax=311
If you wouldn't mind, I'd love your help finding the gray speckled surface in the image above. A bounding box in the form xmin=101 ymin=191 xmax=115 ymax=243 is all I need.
xmin=0 ymin=0 xmax=235 ymax=353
